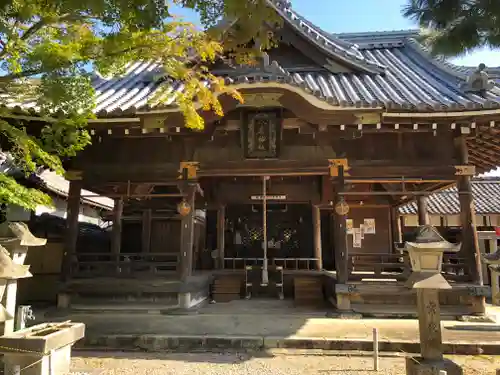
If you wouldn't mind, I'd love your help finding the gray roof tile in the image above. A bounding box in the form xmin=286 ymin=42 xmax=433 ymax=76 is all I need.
xmin=82 ymin=42 xmax=500 ymax=116
xmin=3 ymin=1 xmax=500 ymax=116
xmin=399 ymin=179 xmax=500 ymax=215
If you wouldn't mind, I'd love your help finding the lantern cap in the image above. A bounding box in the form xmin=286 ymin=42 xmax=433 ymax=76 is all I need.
xmin=404 ymin=225 xmax=460 ymax=253
xmin=0 ymin=245 xmax=32 ymax=279
xmin=0 ymin=222 xmax=47 ymax=247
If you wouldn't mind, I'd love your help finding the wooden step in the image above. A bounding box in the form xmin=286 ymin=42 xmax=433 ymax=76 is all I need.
xmin=294 ymin=277 xmax=324 ymax=306
xmin=212 ymin=275 xmax=243 ymax=303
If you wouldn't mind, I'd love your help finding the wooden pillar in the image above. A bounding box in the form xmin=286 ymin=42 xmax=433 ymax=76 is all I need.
xmin=111 ymin=198 xmax=123 ymax=259
xmin=217 ymin=205 xmax=225 ymax=269
xmin=417 ymin=196 xmax=429 ymax=226
xmin=62 ymin=178 xmax=82 ymax=281
xmin=390 ymin=206 xmax=402 ymax=251
xmin=179 ymin=185 xmax=196 ymax=281
xmin=141 ymin=209 xmax=152 ymax=253
xmin=312 ymin=205 xmax=323 ymax=270
xmin=456 ymin=135 xmax=483 ymax=285
xmin=334 ymin=166 xmax=348 ymax=284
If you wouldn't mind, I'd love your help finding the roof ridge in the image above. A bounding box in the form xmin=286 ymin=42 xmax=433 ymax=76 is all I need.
xmin=266 ymin=0 xmax=386 ymax=74
xmin=335 ymin=29 xmax=420 ymax=40
xmin=405 ymin=38 xmax=472 ymax=80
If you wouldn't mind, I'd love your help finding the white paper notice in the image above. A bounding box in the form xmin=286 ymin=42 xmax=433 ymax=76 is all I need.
xmin=364 ymin=218 xmax=376 ymax=234
xmin=346 ymin=219 xmax=354 ymax=234
xmin=352 ymin=228 xmax=362 ymax=248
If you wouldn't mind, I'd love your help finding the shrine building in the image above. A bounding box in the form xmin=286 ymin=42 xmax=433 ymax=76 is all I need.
xmin=6 ymin=0 xmax=500 ymax=316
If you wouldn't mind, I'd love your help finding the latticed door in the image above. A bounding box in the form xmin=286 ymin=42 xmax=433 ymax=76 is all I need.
xmin=225 ymin=204 xmax=313 ymax=261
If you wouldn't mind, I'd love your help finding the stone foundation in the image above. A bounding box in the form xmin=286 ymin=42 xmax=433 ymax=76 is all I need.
xmin=334 ymin=282 xmax=489 ymax=318
xmin=405 ymin=357 xmax=463 ymax=375
xmin=3 ymin=344 xmax=71 ymax=375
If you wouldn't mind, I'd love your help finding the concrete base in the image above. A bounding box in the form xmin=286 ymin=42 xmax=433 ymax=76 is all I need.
xmin=57 ymin=293 xmax=70 ymax=309
xmin=3 ymin=344 xmax=71 ymax=375
xmin=335 ymin=293 xmax=351 ymax=311
xmin=326 ymin=311 xmax=363 ymax=319
xmin=405 ymin=357 xmax=463 ymax=375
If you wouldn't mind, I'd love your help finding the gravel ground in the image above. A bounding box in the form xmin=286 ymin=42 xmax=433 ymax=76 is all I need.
xmin=71 ymin=351 xmax=500 ymax=375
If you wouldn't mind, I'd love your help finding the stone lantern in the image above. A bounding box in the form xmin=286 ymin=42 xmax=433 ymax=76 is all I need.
xmin=404 ymin=225 xmax=460 ymax=290
xmin=482 ymin=248 xmax=500 ymax=306
xmin=403 ymin=225 xmax=462 ymax=375
xmin=0 ymin=222 xmax=46 ymax=335
xmin=0 ymin=222 xmax=86 ymax=375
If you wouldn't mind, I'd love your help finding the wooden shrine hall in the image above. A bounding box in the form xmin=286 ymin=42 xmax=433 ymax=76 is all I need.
xmin=9 ymin=0 xmax=500 ymax=315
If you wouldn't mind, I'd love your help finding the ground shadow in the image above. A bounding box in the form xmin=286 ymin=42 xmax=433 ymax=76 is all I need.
xmin=32 ymin=299 xmax=328 ymax=364
xmin=73 ymin=350 xmax=275 ymax=365
xmin=444 ymin=324 xmax=500 ymax=332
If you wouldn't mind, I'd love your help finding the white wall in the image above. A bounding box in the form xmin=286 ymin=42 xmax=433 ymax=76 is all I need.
xmin=7 ymin=196 xmax=106 ymax=226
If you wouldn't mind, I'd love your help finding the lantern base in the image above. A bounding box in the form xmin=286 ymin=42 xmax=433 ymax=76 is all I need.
xmin=405 ymin=357 xmax=463 ymax=375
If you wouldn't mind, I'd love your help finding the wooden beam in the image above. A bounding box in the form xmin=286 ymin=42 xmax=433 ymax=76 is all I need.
xmin=475 ymin=136 xmax=500 ymax=152
xmin=347 ymin=165 xmax=470 ymax=178
xmin=80 ymin=193 xmax=185 ymax=198
xmin=340 ymin=191 xmax=441 ymax=196
xmin=346 ymin=179 xmax=455 ymax=184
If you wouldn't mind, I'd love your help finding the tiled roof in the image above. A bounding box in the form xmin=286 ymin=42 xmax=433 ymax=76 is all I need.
xmin=4 ymin=1 xmax=500 ymax=116
xmin=399 ymin=178 xmax=500 ymax=215
xmin=81 ymin=37 xmax=500 ymax=116
xmin=39 ymin=171 xmax=114 ymax=210
xmin=0 ymin=152 xmax=113 ymax=210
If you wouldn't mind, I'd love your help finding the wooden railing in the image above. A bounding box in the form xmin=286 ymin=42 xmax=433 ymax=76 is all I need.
xmin=348 ymin=253 xmax=411 ymax=281
xmin=441 ymin=253 xmax=471 ymax=282
xmin=223 ymin=257 xmax=319 ymax=271
xmin=348 ymin=252 xmax=472 ymax=282
xmin=71 ymin=252 xmax=179 ymax=277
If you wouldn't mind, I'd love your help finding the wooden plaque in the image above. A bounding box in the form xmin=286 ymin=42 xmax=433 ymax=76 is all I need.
xmin=243 ymin=111 xmax=281 ymax=159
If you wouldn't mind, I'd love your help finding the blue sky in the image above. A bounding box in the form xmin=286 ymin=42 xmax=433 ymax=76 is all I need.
xmin=169 ymin=0 xmax=500 ymax=67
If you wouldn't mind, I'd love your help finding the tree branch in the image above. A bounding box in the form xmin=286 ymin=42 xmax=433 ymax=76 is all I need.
xmin=20 ymin=18 xmax=48 ymax=41
xmin=0 ymin=68 xmax=45 ymax=82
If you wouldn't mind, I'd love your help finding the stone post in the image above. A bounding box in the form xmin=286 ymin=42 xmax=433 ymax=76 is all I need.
xmin=489 ymin=266 xmax=500 ymax=306
xmin=403 ymin=225 xmax=462 ymax=375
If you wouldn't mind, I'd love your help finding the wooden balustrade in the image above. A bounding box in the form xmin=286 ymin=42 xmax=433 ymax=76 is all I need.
xmin=71 ymin=252 xmax=179 ymax=277
xmin=223 ymin=257 xmax=319 ymax=271
xmin=348 ymin=253 xmax=411 ymax=281
xmin=441 ymin=253 xmax=471 ymax=282
xmin=348 ymin=252 xmax=472 ymax=282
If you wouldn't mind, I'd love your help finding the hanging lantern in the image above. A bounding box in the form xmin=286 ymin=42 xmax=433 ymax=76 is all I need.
xmin=335 ymin=199 xmax=350 ymax=216
xmin=177 ymin=199 xmax=191 ymax=216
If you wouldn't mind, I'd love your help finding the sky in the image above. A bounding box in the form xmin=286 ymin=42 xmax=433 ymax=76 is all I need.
xmin=170 ymin=0 xmax=500 ymax=176
xmin=169 ymin=0 xmax=500 ymax=67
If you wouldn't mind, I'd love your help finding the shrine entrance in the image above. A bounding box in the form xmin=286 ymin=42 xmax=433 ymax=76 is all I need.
xmin=225 ymin=203 xmax=314 ymax=262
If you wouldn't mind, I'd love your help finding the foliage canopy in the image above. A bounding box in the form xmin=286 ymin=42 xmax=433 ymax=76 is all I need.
xmin=0 ymin=0 xmax=276 ymax=211
xmin=403 ymin=0 xmax=500 ymax=56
